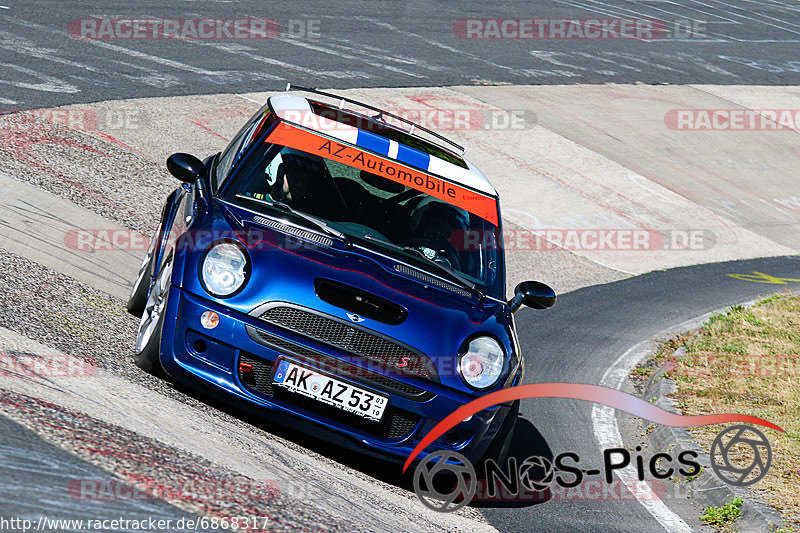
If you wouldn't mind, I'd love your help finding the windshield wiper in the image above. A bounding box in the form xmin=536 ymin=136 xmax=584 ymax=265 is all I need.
xmin=235 ymin=194 xmax=348 ymax=244
xmin=362 ymin=234 xmax=484 ymax=300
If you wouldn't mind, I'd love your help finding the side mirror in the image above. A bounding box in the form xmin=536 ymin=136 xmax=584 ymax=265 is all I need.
xmin=167 ymin=153 xmax=207 ymax=183
xmin=509 ymin=281 xmax=556 ymax=312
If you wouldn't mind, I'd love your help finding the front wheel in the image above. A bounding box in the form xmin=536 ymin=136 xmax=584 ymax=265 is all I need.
xmin=133 ymin=258 xmax=171 ymax=374
xmin=478 ymin=400 xmax=519 ymax=469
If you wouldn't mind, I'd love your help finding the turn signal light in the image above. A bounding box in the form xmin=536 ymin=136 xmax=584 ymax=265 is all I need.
xmin=200 ymin=310 xmax=219 ymax=329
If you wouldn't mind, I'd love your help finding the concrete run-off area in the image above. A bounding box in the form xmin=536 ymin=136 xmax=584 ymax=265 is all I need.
xmin=1 ymin=83 xmax=798 ymax=532
xmin=51 ymin=84 xmax=799 ymax=296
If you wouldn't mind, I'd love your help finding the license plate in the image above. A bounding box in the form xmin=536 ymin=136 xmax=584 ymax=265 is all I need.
xmin=273 ymin=360 xmax=388 ymax=422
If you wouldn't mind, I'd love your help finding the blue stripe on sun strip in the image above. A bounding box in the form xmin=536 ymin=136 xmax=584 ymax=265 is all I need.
xmin=396 ymin=144 xmax=431 ymax=170
xmin=355 ymin=130 xmax=391 ymax=155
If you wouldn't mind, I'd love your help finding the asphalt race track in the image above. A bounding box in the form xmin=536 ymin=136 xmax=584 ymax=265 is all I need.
xmin=0 ymin=416 xmax=215 ymax=533
xmin=2 ymin=254 xmax=798 ymax=532
xmin=2 ymin=1 xmax=800 ymax=109
xmin=488 ymin=255 xmax=800 ymax=531
xmin=2 ymin=0 xmax=800 ymax=531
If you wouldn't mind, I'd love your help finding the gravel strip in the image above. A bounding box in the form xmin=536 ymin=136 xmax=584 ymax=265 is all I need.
xmin=0 ymin=120 xmax=172 ymax=233
xmin=0 ymin=390 xmax=339 ymax=533
xmin=0 ymin=247 xmax=492 ymax=531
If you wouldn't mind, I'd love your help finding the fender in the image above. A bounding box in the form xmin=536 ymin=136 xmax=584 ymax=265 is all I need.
xmin=153 ymin=155 xmax=216 ymax=285
xmin=150 ymin=186 xmax=187 ymax=282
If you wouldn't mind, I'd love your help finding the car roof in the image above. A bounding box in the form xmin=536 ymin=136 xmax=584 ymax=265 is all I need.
xmin=267 ymin=93 xmax=498 ymax=197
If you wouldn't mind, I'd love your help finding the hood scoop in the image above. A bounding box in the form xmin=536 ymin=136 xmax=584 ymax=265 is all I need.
xmin=393 ymin=264 xmax=472 ymax=299
xmin=251 ymin=215 xmax=334 ymax=247
xmin=315 ymin=278 xmax=407 ymax=325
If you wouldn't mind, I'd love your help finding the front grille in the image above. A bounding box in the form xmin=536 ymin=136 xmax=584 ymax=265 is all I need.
xmin=238 ymin=353 xmax=421 ymax=440
xmin=256 ymin=305 xmax=437 ymax=381
xmin=245 ymin=326 xmax=432 ymax=400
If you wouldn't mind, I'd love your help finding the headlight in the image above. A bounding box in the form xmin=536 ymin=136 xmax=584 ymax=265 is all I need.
xmin=201 ymin=242 xmax=248 ymax=297
xmin=458 ymin=336 xmax=505 ymax=390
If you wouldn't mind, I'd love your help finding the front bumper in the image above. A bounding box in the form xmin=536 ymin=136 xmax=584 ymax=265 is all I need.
xmin=158 ymin=286 xmax=518 ymax=464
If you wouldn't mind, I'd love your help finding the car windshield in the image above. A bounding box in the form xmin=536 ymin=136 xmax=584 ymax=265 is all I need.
xmin=221 ymin=135 xmax=504 ymax=298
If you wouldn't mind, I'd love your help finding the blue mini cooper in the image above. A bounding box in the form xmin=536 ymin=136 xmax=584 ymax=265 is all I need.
xmin=127 ymin=86 xmax=556 ymax=465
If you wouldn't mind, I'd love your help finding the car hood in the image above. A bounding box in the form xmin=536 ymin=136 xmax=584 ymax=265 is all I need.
xmin=175 ymin=201 xmax=515 ymax=391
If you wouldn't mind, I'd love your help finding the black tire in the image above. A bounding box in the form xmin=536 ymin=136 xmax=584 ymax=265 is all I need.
xmin=133 ymin=259 xmax=171 ymax=374
xmin=126 ymin=262 xmax=151 ymax=317
xmin=478 ymin=400 xmax=519 ymax=468
xmin=126 ymin=225 xmax=160 ymax=317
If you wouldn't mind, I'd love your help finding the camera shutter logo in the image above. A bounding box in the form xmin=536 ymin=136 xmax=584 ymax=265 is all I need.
xmin=519 ymin=456 xmax=554 ymax=492
xmin=413 ymin=451 xmax=477 ymax=512
xmin=710 ymin=425 xmax=772 ymax=486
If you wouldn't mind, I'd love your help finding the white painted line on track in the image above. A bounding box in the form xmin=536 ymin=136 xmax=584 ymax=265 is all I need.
xmin=2 ymin=14 xmax=230 ymax=78
xmin=79 ymin=39 xmax=234 ymax=77
xmin=348 ymin=16 xmax=521 ymax=74
xmin=0 ymin=30 xmax=101 ymax=72
xmin=273 ymin=36 xmax=426 ymax=79
xmin=590 ymin=299 xmax=758 ymax=531
xmin=236 ymin=93 xmax=262 ymax=104
xmin=0 ymin=62 xmax=78 ymax=93
xmin=588 ymin=304 xmax=735 ymax=532
xmin=592 ymin=337 xmax=693 ymax=532
xmin=327 ymin=36 xmax=454 ymax=73
xmin=186 ymin=38 xmax=365 ymax=80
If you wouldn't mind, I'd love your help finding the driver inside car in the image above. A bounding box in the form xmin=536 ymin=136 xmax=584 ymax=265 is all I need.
xmin=263 ymin=152 xmax=345 ymax=219
xmin=407 ymin=197 xmax=471 ymax=270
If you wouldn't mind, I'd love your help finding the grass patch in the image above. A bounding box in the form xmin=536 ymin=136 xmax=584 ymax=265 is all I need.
xmin=657 ymin=293 xmax=800 ymax=526
xmin=701 ymin=497 xmax=743 ymax=530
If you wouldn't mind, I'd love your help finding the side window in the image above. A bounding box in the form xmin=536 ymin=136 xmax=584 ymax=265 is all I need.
xmin=213 ymin=106 xmax=271 ymax=191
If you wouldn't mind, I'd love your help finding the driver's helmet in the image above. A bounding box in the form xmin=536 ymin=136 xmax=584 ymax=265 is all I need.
xmin=409 ymin=197 xmax=470 ymax=251
xmin=265 ymin=148 xmax=304 ymax=188
xmin=266 ymin=151 xmax=335 ymax=214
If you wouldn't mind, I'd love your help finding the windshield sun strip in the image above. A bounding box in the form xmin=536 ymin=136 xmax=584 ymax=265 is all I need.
xmin=263 ymin=121 xmax=500 ymax=225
